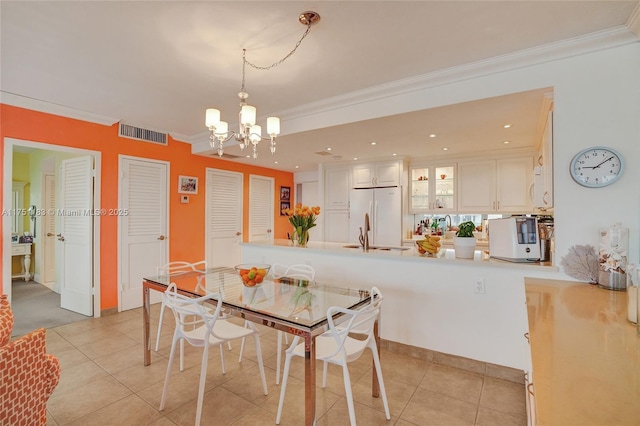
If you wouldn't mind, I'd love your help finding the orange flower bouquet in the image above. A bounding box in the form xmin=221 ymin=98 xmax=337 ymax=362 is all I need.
xmin=282 ymin=203 xmax=320 ymax=247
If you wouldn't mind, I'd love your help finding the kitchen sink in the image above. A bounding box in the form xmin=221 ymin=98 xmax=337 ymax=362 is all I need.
xmin=342 ymin=244 xmax=410 ymax=251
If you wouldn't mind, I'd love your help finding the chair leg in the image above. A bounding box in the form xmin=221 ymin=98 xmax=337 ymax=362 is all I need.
xmin=194 ymin=344 xmax=211 ymax=426
xmin=159 ymin=334 xmax=179 ymax=411
xmin=370 ymin=343 xmax=391 ymax=420
xmin=322 ymin=360 xmax=328 ymax=388
xmin=155 ymin=300 xmax=166 ymax=352
xmin=276 ymin=331 xmax=283 ymax=385
xmin=238 ymin=336 xmax=245 ymax=362
xmin=252 ymin=333 xmax=268 ymax=395
xmin=220 ymin=341 xmax=227 ymax=374
xmin=179 ymin=338 xmax=184 ymax=371
xmin=275 ymin=343 xmax=295 ymax=424
xmin=341 ymin=363 xmax=356 ymax=426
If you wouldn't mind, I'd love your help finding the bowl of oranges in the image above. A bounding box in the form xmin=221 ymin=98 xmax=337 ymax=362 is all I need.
xmin=234 ymin=264 xmax=270 ymax=287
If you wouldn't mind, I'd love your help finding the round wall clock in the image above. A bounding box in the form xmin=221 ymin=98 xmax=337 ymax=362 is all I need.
xmin=569 ymin=146 xmax=624 ymax=188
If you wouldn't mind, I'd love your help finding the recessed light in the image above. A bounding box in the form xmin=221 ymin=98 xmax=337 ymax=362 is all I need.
xmin=429 ymin=134 xmax=436 ymax=138
xmin=274 ymin=161 xmax=279 ymax=164
xmin=370 ymin=142 xmax=376 ymax=145
xmin=392 ymin=153 xmax=397 ymax=156
xmin=295 ymin=165 xmax=299 ymax=169
xmin=504 ymin=124 xmax=511 ymax=128
xmin=353 ymin=157 xmax=358 ymax=160
xmin=442 ymin=147 xmax=448 ymax=151
xmin=245 ymin=155 xmax=250 ymax=158
xmin=503 ymin=140 xmax=510 ymax=144
xmin=326 ymin=147 xmax=332 ymax=151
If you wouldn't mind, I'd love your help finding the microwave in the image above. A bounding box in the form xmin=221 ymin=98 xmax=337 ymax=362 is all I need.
xmin=488 ymin=217 xmax=541 ymax=262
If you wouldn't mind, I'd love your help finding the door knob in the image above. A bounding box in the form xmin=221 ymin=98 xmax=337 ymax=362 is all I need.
xmin=56 ymin=233 xmax=62 ymax=237
xmin=157 ymin=235 xmax=166 ymax=240
xmin=267 ymin=229 xmax=272 ymax=233
xmin=236 ymin=232 xmax=242 ymax=236
xmin=46 ymin=232 xmax=54 ymax=237
xmin=57 ymin=235 xmax=65 ymax=242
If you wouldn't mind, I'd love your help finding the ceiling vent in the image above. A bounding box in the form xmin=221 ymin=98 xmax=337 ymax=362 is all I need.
xmin=118 ymin=123 xmax=167 ymax=145
xmin=315 ymin=150 xmax=332 ymax=156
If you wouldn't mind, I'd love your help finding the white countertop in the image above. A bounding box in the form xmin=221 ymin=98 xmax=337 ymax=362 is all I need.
xmin=243 ymin=239 xmax=557 ymax=272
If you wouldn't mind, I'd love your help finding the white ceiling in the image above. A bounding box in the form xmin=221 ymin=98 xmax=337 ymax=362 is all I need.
xmin=2 ymin=1 xmax=639 ymax=172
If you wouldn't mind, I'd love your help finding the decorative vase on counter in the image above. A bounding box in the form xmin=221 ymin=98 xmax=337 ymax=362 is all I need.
xmin=291 ymin=227 xmax=310 ymax=248
xmin=598 ymin=222 xmax=628 ymax=291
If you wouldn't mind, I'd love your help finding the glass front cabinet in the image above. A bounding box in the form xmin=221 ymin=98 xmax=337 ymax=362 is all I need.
xmin=409 ymin=164 xmax=456 ymax=213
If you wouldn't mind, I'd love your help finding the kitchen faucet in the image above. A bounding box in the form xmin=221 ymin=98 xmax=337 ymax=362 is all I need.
xmin=444 ymin=215 xmax=452 ymax=231
xmin=358 ymin=213 xmax=371 ymax=251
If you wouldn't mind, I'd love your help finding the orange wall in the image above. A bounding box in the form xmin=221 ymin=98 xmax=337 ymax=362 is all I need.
xmin=0 ymin=104 xmax=294 ymax=309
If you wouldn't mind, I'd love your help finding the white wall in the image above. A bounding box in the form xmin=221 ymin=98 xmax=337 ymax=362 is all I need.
xmin=287 ymin=43 xmax=640 ymax=276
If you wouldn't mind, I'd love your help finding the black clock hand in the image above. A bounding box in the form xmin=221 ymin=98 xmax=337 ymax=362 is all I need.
xmin=588 ymin=156 xmax=614 ymax=169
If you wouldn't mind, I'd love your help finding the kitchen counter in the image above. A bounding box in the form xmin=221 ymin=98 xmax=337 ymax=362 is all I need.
xmin=248 ymin=239 xmax=556 ymax=272
xmin=241 ymin=239 xmax=561 ymax=370
xmin=525 ymin=278 xmax=640 ymax=425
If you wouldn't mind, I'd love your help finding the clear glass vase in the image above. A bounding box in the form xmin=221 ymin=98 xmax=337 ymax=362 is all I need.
xmin=291 ymin=228 xmax=309 ymax=247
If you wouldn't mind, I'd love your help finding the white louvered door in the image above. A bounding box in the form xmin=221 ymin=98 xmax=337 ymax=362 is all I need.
xmin=43 ymin=173 xmax=57 ymax=287
xmin=248 ymin=175 xmax=274 ymax=241
xmin=58 ymin=156 xmax=94 ymax=316
xmin=119 ymin=157 xmax=168 ymax=311
xmin=205 ymin=169 xmax=243 ymax=268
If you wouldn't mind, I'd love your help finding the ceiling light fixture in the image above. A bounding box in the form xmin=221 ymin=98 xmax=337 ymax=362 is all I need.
xmin=429 ymin=134 xmax=437 ymax=138
xmin=503 ymin=140 xmax=510 ymax=144
xmin=205 ymin=11 xmax=320 ymax=159
xmin=504 ymin=124 xmax=512 ymax=128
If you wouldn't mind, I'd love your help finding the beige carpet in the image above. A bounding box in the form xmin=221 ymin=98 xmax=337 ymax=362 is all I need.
xmin=10 ymin=280 xmax=89 ymax=338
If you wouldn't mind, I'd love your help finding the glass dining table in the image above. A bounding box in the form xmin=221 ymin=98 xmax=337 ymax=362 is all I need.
xmin=142 ymin=266 xmax=381 ymax=425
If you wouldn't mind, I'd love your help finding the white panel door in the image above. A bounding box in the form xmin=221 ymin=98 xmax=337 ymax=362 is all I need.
xmin=43 ymin=173 xmax=57 ymax=287
xmin=58 ymin=156 xmax=94 ymax=316
xmin=206 ymin=169 xmax=243 ymax=268
xmin=119 ymin=157 xmax=168 ymax=311
xmin=248 ymin=175 xmax=274 ymax=241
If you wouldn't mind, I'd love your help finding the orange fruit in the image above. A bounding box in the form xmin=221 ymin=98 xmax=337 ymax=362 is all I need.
xmin=255 ymin=275 xmax=263 ymax=284
xmin=246 ymin=279 xmax=256 ymax=287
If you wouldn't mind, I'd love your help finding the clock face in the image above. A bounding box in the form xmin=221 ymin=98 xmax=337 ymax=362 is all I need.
xmin=570 ymin=146 xmax=624 ymax=188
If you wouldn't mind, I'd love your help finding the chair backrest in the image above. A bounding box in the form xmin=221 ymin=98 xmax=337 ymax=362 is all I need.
xmin=271 ymin=264 xmax=316 ymax=285
xmin=158 ymin=260 xmax=207 ymax=276
xmin=324 ymin=287 xmax=383 ymax=358
xmin=163 ymin=283 xmax=224 ymax=345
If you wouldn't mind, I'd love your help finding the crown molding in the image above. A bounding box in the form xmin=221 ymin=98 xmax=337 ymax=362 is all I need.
xmin=278 ymin=26 xmax=639 ymax=131
xmin=0 ymin=91 xmax=119 ymax=126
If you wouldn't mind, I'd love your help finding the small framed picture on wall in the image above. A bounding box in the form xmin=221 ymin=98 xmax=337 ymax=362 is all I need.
xmin=178 ymin=175 xmax=198 ymax=194
xmin=280 ymin=186 xmax=291 ymax=201
xmin=280 ymin=201 xmax=290 ymax=215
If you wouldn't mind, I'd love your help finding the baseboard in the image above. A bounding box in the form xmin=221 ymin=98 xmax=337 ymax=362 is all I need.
xmin=380 ymin=338 xmax=524 ymax=385
xmin=100 ymin=307 xmax=119 ymax=317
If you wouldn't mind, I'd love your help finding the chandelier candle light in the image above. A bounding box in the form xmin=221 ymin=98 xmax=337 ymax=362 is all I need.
xmin=205 ymin=11 xmax=320 ymax=159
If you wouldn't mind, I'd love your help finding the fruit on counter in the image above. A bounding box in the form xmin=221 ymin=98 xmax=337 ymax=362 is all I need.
xmin=416 ymin=235 xmax=442 ymax=254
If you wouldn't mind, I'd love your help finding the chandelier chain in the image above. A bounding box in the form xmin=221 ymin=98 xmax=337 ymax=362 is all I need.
xmin=243 ymin=22 xmax=312 ymax=71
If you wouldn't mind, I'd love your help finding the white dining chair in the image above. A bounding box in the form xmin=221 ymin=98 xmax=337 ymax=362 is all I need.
xmin=238 ymin=263 xmax=316 ymax=385
xmin=154 ymin=261 xmax=207 ymax=353
xmin=276 ymin=287 xmax=390 ymax=425
xmin=159 ymin=283 xmax=268 ymax=426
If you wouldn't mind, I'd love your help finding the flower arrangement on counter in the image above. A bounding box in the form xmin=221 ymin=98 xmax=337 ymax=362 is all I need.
xmin=282 ymin=203 xmax=321 ymax=247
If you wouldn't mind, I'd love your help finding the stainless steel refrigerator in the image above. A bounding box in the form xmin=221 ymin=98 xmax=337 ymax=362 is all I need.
xmin=349 ymin=187 xmax=402 ymax=247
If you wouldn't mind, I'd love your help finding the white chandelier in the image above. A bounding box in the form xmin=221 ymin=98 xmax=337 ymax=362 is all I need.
xmin=205 ymin=11 xmax=320 ymax=159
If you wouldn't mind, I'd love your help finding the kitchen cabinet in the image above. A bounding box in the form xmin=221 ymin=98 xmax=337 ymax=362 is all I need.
xmin=534 ymin=109 xmax=553 ymax=209
xmin=323 ymin=165 xmax=351 ymax=242
xmin=324 ymin=166 xmax=351 ymax=209
xmin=352 ymin=161 xmax=400 ymax=188
xmin=457 ymin=157 xmax=533 ymax=213
xmin=409 ymin=164 xmax=456 ymax=213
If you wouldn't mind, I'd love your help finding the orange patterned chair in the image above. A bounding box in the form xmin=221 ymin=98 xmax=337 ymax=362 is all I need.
xmin=0 ymin=294 xmax=61 ymax=425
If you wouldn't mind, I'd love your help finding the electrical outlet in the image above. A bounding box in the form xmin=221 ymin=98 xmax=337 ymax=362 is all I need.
xmin=474 ymin=278 xmax=485 ymax=294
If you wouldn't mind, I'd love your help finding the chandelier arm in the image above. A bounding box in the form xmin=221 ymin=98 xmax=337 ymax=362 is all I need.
xmin=244 ymin=22 xmax=312 ymax=71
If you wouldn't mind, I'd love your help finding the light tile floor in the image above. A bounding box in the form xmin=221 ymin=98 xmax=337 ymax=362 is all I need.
xmin=42 ymin=305 xmax=527 ymax=425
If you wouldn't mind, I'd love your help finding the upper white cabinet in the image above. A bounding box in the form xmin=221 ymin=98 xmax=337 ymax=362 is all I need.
xmin=324 ymin=166 xmax=351 ymax=209
xmin=534 ymin=109 xmax=554 ymax=209
xmin=409 ymin=164 xmax=456 ymax=213
xmin=352 ymin=161 xmax=400 ymax=188
xmin=458 ymin=157 xmax=534 ymax=213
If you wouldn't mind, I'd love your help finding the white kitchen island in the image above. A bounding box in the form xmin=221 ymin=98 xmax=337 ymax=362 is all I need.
xmin=241 ymin=239 xmax=560 ymax=371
